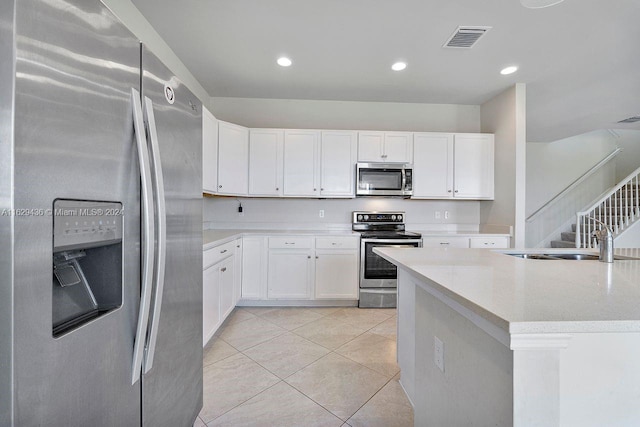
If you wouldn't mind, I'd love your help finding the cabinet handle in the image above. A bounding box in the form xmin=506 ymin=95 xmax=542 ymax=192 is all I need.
xmin=218 ymin=185 xmax=222 ymax=189
xmin=307 ymin=255 xmax=311 ymax=259
xmin=381 ymin=154 xmax=388 ymax=158
xmin=331 ymin=242 xmax=338 ymax=246
xmin=440 ymin=242 xmax=450 ymax=245
xmin=447 ymin=190 xmax=452 ymax=193
xmin=454 ymin=190 xmax=459 ymax=193
xmin=237 ymin=245 xmax=240 ymax=248
xmin=313 ymin=188 xmax=317 ymax=191
xmin=285 ymin=242 xmax=295 ymax=245
xmin=315 ymin=256 xmax=319 ymax=259
xmin=276 ymin=187 xmax=279 ymax=191
xmin=221 ymin=267 xmax=227 ymax=272
xmin=220 ymin=249 xmax=227 ymax=254
xmin=321 ymin=188 xmax=324 ymax=191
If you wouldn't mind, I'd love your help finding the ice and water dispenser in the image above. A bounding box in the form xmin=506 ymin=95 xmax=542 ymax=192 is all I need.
xmin=52 ymin=199 xmax=123 ymax=337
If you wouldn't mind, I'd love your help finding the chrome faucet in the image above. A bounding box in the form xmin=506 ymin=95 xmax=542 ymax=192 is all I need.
xmin=590 ymin=218 xmax=614 ymax=263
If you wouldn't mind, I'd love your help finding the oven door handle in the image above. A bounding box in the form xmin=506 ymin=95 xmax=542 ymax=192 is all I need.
xmin=361 ymin=239 xmax=423 ymax=245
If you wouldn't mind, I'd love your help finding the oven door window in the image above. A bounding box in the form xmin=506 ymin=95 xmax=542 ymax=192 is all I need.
xmin=363 ymin=242 xmax=420 ymax=279
xmin=359 ymin=169 xmax=403 ymax=190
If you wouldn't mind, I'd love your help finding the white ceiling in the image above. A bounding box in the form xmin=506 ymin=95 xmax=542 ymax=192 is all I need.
xmin=131 ymin=0 xmax=640 ymax=142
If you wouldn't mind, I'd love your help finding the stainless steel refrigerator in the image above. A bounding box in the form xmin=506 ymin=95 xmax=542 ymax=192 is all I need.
xmin=0 ymin=1 xmax=203 ymax=425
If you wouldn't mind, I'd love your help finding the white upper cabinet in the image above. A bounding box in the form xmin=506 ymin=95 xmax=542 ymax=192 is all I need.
xmin=357 ymin=131 xmax=413 ymax=163
xmin=319 ymin=131 xmax=357 ymax=197
xmin=413 ymin=133 xmax=453 ymax=198
xmin=218 ymin=121 xmax=249 ymax=195
xmin=249 ymin=129 xmax=283 ymax=196
xmin=283 ymin=130 xmax=320 ymax=197
xmin=202 ymin=106 xmax=218 ymax=194
xmin=412 ymin=132 xmax=494 ymax=200
xmin=453 ymin=133 xmax=494 ymax=199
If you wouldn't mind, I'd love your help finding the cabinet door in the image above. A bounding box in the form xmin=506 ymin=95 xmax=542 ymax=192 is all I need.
xmin=320 ymin=131 xmax=357 ymax=197
xmin=453 ymin=134 xmax=494 ymax=199
xmin=383 ymin=132 xmax=413 ymax=163
xmin=203 ymin=264 xmax=221 ymax=345
xmin=412 ymin=133 xmax=453 ymax=199
xmin=202 ymin=107 xmax=218 ymax=194
xmin=357 ymin=131 xmax=385 ymax=162
xmin=249 ymin=129 xmax=283 ymax=196
xmin=283 ymin=130 xmax=319 ymax=197
xmin=218 ymin=121 xmax=249 ymax=195
xmin=242 ymin=237 xmax=266 ymax=299
xmin=315 ymin=249 xmax=358 ymax=299
xmin=219 ymin=256 xmax=235 ymax=321
xmin=267 ymin=250 xmax=313 ymax=299
xmin=421 ymin=236 xmax=469 ymax=248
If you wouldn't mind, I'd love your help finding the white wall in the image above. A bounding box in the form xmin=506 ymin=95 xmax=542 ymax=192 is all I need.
xmin=526 ymin=130 xmax=618 ymax=217
xmin=203 ymin=197 xmax=480 ymax=232
xmin=480 ymin=84 xmax=527 ymax=247
xmin=612 ymin=129 xmax=640 ymax=182
xmin=210 ymin=97 xmax=480 ymax=132
xmin=102 ymin=0 xmax=210 ymax=105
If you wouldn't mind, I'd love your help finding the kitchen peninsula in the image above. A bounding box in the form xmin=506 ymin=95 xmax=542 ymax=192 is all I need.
xmin=374 ymin=247 xmax=640 ymax=427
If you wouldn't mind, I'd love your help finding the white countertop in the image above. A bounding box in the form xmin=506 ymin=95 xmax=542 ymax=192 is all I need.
xmin=374 ymin=247 xmax=640 ymax=334
xmin=203 ymin=228 xmax=510 ymax=249
xmin=203 ymin=229 xmax=358 ymax=249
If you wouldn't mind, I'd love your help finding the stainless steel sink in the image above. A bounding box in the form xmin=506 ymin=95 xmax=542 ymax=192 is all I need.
xmin=506 ymin=252 xmax=640 ymax=261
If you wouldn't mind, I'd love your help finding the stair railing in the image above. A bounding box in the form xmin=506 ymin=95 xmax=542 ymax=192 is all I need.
xmin=576 ymin=165 xmax=640 ymax=248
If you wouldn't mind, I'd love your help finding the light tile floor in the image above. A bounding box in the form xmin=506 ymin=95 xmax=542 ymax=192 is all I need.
xmin=195 ymin=306 xmax=414 ymax=427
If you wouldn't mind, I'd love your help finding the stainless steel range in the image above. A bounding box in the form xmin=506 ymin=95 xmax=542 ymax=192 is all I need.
xmin=353 ymin=211 xmax=422 ymax=308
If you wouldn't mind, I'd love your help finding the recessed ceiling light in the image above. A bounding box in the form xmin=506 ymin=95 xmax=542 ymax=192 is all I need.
xmin=277 ymin=57 xmax=292 ymax=67
xmin=500 ymin=66 xmax=518 ymax=75
xmin=391 ymin=62 xmax=407 ymax=71
xmin=520 ymin=0 xmax=564 ymax=8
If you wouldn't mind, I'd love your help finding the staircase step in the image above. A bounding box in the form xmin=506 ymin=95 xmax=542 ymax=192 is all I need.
xmin=550 ymin=240 xmax=576 ymax=248
xmin=561 ymin=231 xmax=576 ymax=242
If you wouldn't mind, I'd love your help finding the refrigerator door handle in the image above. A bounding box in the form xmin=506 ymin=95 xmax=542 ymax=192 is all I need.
xmin=142 ymin=96 xmax=167 ymax=374
xmin=131 ymin=88 xmax=156 ymax=385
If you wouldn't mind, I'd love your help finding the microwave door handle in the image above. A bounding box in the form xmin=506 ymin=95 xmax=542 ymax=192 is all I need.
xmin=130 ymin=88 xmax=155 ymax=385
xmin=401 ymin=169 xmax=407 ymax=194
xmin=142 ymin=96 xmax=167 ymax=374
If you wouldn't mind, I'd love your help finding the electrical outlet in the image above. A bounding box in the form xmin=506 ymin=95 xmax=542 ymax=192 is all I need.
xmin=435 ymin=211 xmax=441 ymax=219
xmin=434 ymin=336 xmax=444 ymax=372
xmin=319 ymin=210 xmax=324 ymax=218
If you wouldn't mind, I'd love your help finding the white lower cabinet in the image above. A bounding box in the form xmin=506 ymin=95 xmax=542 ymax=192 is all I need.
xmin=241 ymin=236 xmax=266 ymax=299
xmin=315 ymin=250 xmax=358 ymax=299
xmin=202 ymin=239 xmax=240 ymax=345
xmin=267 ymin=237 xmax=313 ymax=299
xmin=239 ymin=234 xmax=359 ymax=303
xmin=202 ymin=263 xmax=221 ymax=346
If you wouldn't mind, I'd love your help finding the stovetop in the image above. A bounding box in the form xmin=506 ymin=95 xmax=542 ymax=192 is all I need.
xmin=352 ymin=211 xmax=422 ymax=240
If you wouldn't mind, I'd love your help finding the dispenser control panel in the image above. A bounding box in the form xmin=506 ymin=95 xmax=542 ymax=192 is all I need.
xmin=53 ymin=199 xmax=123 ymax=252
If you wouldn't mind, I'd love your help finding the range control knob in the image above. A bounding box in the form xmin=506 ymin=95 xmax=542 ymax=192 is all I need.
xmin=397 ymin=214 xmax=403 ymax=221
xmin=364 ymin=215 xmax=369 ymax=220
xmin=391 ymin=215 xmax=397 ymax=221
xmin=357 ymin=215 xmax=363 ymax=221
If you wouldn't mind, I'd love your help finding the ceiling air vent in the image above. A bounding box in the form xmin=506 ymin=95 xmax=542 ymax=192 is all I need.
xmin=618 ymin=115 xmax=640 ymax=123
xmin=443 ymin=26 xmax=492 ymax=48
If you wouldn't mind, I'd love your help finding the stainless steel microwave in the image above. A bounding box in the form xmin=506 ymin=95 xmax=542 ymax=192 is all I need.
xmin=356 ymin=163 xmax=413 ymax=197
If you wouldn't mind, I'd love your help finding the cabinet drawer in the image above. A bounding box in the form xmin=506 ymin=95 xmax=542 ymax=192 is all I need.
xmin=421 ymin=237 xmax=469 ymax=248
xmin=315 ymin=236 xmax=359 ymax=249
xmin=204 ymin=240 xmax=236 ymax=269
xmin=268 ymin=236 xmax=313 ymax=249
xmin=469 ymin=237 xmax=509 ymax=249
